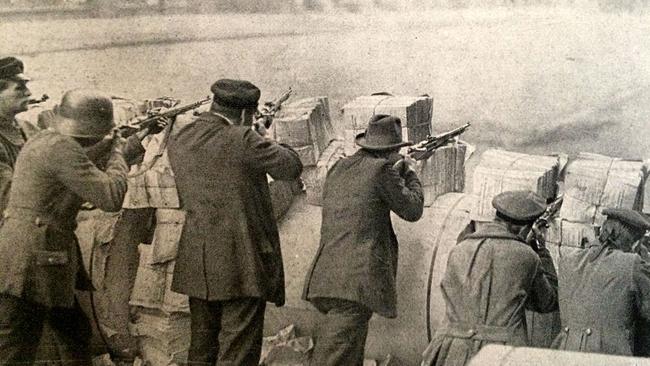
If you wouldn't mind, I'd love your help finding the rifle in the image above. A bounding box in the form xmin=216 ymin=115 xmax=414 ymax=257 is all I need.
xmin=407 ymin=122 xmax=471 ymax=161
xmin=255 ymin=88 xmax=292 ymax=129
xmin=536 ymin=195 xmax=564 ymax=229
xmin=527 ymin=195 xmax=564 ymax=251
xmin=119 ymin=96 xmax=211 ymax=137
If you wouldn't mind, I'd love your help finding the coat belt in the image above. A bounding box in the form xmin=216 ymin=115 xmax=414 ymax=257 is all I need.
xmin=441 ymin=322 xmax=513 ymax=343
xmin=3 ymin=207 xmax=62 ymax=227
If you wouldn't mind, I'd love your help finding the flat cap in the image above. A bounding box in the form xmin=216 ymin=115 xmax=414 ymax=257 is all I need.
xmin=0 ymin=56 xmax=29 ymax=81
xmin=211 ymin=79 xmax=260 ymax=109
xmin=602 ymin=208 xmax=650 ymax=231
xmin=492 ymin=190 xmax=547 ymax=224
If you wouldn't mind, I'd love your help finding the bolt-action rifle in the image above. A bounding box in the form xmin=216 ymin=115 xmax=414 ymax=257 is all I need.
xmin=254 ymin=88 xmax=292 ymax=129
xmin=119 ymin=96 xmax=211 ymax=137
xmin=408 ymin=123 xmax=471 ymax=161
xmin=527 ymin=195 xmax=564 ymax=251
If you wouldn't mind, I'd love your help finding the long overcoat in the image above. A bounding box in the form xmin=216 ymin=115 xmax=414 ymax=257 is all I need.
xmin=302 ymin=149 xmax=424 ymax=318
xmin=0 ymin=117 xmax=27 ymax=215
xmin=167 ymin=112 xmax=303 ymax=306
xmin=422 ymin=222 xmax=558 ymax=366
xmin=552 ymin=242 xmax=650 ymax=356
xmin=0 ymin=130 xmax=137 ymax=308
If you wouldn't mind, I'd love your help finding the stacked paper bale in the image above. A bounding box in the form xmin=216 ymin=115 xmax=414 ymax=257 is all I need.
xmin=300 ymin=139 xmax=345 ymax=206
xmin=271 ymin=97 xmax=338 ymax=208
xmin=548 ymin=152 xmax=645 ymax=252
xmin=122 ymin=115 xmax=192 ymax=366
xmin=272 ymin=96 xmax=336 ymax=167
xmin=341 ymin=94 xmax=432 ymax=156
xmin=416 ymin=141 xmax=468 ymax=207
xmin=130 ymin=245 xmax=190 ymax=366
xmin=471 ymin=149 xmax=560 ymax=222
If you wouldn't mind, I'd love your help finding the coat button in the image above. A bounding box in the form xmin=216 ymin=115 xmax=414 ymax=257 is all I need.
xmin=48 ymin=258 xmax=54 ymax=263
xmin=585 ymin=328 xmax=592 ymax=336
xmin=564 ymin=327 xmax=570 ymax=332
xmin=468 ymin=329 xmax=476 ymax=336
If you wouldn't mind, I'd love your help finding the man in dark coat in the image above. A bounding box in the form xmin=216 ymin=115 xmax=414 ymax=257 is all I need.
xmin=422 ymin=191 xmax=558 ymax=366
xmin=0 ymin=89 xmax=160 ymax=365
xmin=0 ymin=56 xmax=32 ymax=215
xmin=167 ymin=79 xmax=303 ymax=366
xmin=303 ymin=114 xmax=424 ymax=366
xmin=552 ymin=208 xmax=650 ymax=356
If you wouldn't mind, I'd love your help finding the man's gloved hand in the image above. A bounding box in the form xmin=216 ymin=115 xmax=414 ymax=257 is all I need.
xmin=523 ymin=221 xmax=547 ymax=252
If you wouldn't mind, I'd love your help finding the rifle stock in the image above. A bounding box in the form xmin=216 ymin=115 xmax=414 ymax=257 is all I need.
xmin=120 ymin=96 xmax=210 ymax=136
xmin=256 ymin=88 xmax=292 ymax=129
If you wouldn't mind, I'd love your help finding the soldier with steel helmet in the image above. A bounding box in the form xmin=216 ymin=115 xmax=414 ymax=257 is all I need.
xmin=552 ymin=208 xmax=650 ymax=356
xmin=422 ymin=190 xmax=558 ymax=366
xmin=0 ymin=88 xmax=160 ymax=365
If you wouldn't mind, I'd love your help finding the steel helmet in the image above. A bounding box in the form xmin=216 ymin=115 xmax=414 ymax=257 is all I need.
xmin=52 ymin=89 xmax=115 ymax=138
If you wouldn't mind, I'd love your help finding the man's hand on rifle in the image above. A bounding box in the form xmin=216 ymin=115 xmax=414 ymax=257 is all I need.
xmin=135 ymin=116 xmax=171 ymax=140
xmin=253 ymin=118 xmax=269 ymax=137
xmin=391 ymin=154 xmax=417 ymax=177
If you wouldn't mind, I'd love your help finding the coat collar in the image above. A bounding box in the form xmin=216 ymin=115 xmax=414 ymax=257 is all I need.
xmin=464 ymin=221 xmax=525 ymax=243
xmin=0 ymin=115 xmax=26 ymax=146
xmin=195 ymin=111 xmax=233 ymax=126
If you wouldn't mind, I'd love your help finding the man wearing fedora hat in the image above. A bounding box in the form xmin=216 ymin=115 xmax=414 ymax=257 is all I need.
xmin=422 ymin=190 xmax=558 ymax=366
xmin=167 ymin=79 xmax=303 ymax=366
xmin=0 ymin=88 xmax=156 ymax=365
xmin=303 ymin=114 xmax=424 ymax=365
xmin=552 ymin=208 xmax=650 ymax=356
xmin=0 ymin=56 xmax=33 ymax=216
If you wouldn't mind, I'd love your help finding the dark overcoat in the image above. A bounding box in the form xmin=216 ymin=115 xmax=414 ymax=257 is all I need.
xmin=167 ymin=112 xmax=303 ymax=306
xmin=422 ymin=222 xmax=558 ymax=366
xmin=302 ymin=149 xmax=424 ymax=318
xmin=552 ymin=242 xmax=650 ymax=356
xmin=0 ymin=130 xmax=137 ymax=308
xmin=0 ymin=117 xmax=27 ymax=215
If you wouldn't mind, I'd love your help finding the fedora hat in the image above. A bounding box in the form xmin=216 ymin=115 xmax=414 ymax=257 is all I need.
xmin=355 ymin=114 xmax=413 ymax=151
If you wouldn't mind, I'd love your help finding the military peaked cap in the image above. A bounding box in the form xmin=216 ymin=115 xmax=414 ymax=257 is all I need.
xmin=492 ymin=190 xmax=547 ymax=224
xmin=0 ymin=56 xmax=29 ymax=81
xmin=602 ymin=208 xmax=650 ymax=231
xmin=211 ymin=79 xmax=260 ymax=109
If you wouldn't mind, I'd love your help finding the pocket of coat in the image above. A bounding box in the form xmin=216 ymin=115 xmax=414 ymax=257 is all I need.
xmin=34 ymin=250 xmax=68 ymax=266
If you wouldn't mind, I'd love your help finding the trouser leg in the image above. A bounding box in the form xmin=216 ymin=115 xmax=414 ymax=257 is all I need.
xmin=0 ymin=294 xmax=45 ymax=366
xmin=187 ymin=297 xmax=221 ymax=366
xmin=47 ymin=297 xmax=93 ymax=366
xmin=217 ymin=297 xmax=266 ymax=366
xmin=309 ymin=298 xmax=373 ymax=366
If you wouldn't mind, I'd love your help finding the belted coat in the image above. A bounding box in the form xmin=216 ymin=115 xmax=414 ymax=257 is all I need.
xmin=552 ymin=242 xmax=650 ymax=356
xmin=0 ymin=130 xmax=142 ymax=308
xmin=302 ymin=149 xmax=424 ymax=318
xmin=167 ymin=112 xmax=303 ymax=306
xmin=421 ymin=222 xmax=558 ymax=366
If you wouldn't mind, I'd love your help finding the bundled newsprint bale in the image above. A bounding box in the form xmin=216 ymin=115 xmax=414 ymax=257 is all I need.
xmin=130 ymin=244 xmax=189 ymax=314
xmin=265 ymin=193 xmax=476 ymax=365
xmin=150 ymin=209 xmax=186 ymax=265
xmin=471 ymin=149 xmax=560 ymax=222
xmin=272 ymin=96 xmax=336 ymax=166
xmin=130 ymin=245 xmax=191 ymax=366
xmin=122 ymin=132 xmax=180 ymax=209
xmin=301 ymin=140 xmax=345 ymax=206
xmin=560 ymin=152 xmax=644 ymax=227
xmin=417 ymin=142 xmax=467 ymax=207
xmin=341 ymin=94 xmax=432 ymax=156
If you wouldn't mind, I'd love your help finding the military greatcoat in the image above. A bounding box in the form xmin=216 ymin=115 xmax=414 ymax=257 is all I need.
xmin=0 ymin=129 xmax=139 ymax=308
xmin=167 ymin=112 xmax=303 ymax=306
xmin=552 ymin=242 xmax=650 ymax=356
xmin=422 ymin=222 xmax=558 ymax=366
